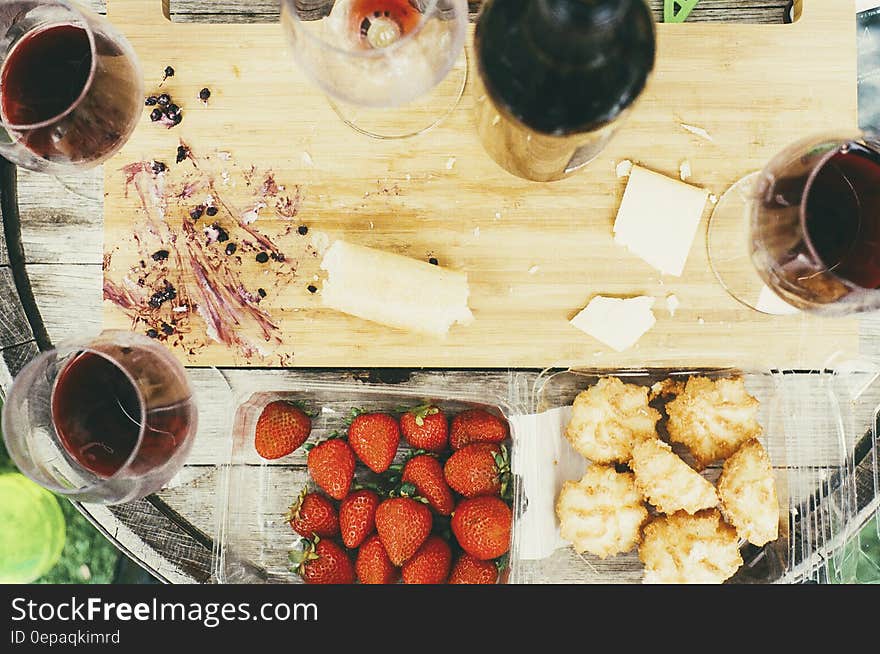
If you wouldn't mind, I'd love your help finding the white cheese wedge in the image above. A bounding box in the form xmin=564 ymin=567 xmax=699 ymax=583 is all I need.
xmin=613 ymin=165 xmax=709 ymax=277
xmin=320 ymin=240 xmax=474 ymax=338
xmin=570 ymin=296 xmax=656 ymax=352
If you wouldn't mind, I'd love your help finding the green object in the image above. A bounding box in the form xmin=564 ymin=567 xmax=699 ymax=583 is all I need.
xmin=829 ymin=515 xmax=880 ymax=584
xmin=0 ymin=473 xmax=67 ymax=583
xmin=664 ymin=0 xmax=700 ymax=23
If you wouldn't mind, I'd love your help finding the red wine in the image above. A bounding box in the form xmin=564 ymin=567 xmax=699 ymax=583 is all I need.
xmin=0 ymin=24 xmax=92 ymax=126
xmin=803 ymin=143 xmax=880 ymax=290
xmin=51 ymin=352 xmax=141 ymax=478
xmin=474 ymin=0 xmax=655 ymax=181
xmin=349 ymin=0 xmax=421 ymax=46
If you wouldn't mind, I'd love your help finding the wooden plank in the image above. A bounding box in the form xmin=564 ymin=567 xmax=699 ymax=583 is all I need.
xmin=0 ymin=267 xmax=36 ymax=349
xmin=0 ymin=340 xmax=38 ymax=390
xmin=101 ymin=0 xmax=860 ymax=370
xmin=25 ymin=264 xmax=102 ymax=344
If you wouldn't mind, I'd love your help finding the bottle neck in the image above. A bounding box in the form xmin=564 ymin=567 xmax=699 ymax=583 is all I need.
xmin=523 ymin=0 xmax=631 ymax=64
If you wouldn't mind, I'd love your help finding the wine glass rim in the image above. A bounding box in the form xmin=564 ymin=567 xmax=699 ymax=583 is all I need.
xmin=798 ymin=134 xmax=874 ymax=291
xmin=0 ymin=0 xmax=98 ymax=132
xmin=281 ymin=0 xmax=448 ymax=60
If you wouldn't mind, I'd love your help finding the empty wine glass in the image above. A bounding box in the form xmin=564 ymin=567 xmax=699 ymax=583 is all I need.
xmin=281 ymin=0 xmax=469 ymax=139
xmin=2 ymin=331 xmax=198 ymax=504
xmin=707 ymin=133 xmax=880 ymax=316
xmin=0 ymin=0 xmax=143 ymax=199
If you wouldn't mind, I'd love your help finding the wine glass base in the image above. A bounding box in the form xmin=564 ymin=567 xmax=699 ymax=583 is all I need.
xmin=326 ymin=47 xmax=469 ymax=140
xmin=706 ymin=171 xmax=800 ymax=316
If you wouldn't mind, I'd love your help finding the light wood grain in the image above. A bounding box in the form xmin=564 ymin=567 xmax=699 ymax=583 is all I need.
xmin=101 ymin=0 xmax=861 ymax=370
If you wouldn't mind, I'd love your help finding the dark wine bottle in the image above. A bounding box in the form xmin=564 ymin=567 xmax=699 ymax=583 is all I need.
xmin=474 ymin=0 xmax=656 ymax=182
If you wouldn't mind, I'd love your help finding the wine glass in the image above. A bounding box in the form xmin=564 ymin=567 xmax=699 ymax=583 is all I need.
xmin=281 ymin=0 xmax=469 ymax=139
xmin=0 ymin=0 xmax=143 ymax=197
xmin=1 ymin=331 xmax=198 ymax=505
xmin=707 ymin=134 xmax=880 ymax=316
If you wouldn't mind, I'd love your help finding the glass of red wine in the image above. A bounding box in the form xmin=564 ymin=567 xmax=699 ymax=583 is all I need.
xmin=707 ymin=134 xmax=880 ymax=316
xmin=280 ymin=0 xmax=468 ymax=139
xmin=1 ymin=331 xmax=198 ymax=504
xmin=0 ymin=0 xmax=142 ymax=173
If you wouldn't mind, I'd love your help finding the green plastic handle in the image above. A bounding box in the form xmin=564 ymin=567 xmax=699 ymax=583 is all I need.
xmin=664 ymin=0 xmax=701 ymax=23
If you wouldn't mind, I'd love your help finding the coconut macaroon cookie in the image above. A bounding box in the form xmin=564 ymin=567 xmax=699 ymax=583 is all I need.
xmin=639 ymin=510 xmax=743 ymax=584
xmin=556 ymin=465 xmax=649 ymax=559
xmin=629 ymin=439 xmax=719 ymax=515
xmin=565 ymin=377 xmax=661 ymax=464
xmin=665 ymin=376 xmax=762 ymax=468
xmin=718 ymin=439 xmax=780 ymax=547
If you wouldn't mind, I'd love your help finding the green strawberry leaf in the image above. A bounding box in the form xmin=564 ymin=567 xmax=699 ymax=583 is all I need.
xmin=494 ymin=554 xmax=509 ymax=572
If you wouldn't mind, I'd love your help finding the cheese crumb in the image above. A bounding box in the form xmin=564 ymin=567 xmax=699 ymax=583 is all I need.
xmin=680 ymin=123 xmax=714 ymax=142
xmin=616 ymin=159 xmax=634 ymax=178
xmin=666 ymin=294 xmax=680 ymax=317
xmin=528 ymin=265 xmax=540 ymax=275
xmin=613 ymin=165 xmax=709 ymax=277
xmin=302 ymin=152 xmax=314 ymax=167
xmin=446 ymin=157 xmax=456 ymax=170
xmin=697 ymin=317 xmax=705 ymax=325
xmin=570 ymin=296 xmax=657 ymax=352
xmin=492 ymin=115 xmax=500 ymax=126
xmin=679 ymin=159 xmax=692 ymax=181
xmin=473 ymin=226 xmax=480 ymax=238
xmin=709 ymin=194 xmax=718 ymax=205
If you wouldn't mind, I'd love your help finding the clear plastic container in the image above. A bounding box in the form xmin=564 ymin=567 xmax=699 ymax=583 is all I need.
xmin=212 ymin=367 xmax=880 ymax=584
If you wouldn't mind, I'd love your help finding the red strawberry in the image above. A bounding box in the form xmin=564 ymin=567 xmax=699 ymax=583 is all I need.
xmin=355 ymin=534 xmax=398 ymax=585
xmin=375 ymin=497 xmax=432 ymax=566
xmin=286 ymin=488 xmax=339 ymax=539
xmin=402 ymin=454 xmax=454 ymax=515
xmin=401 ymin=535 xmax=452 ymax=584
xmin=348 ymin=412 xmax=400 ymax=473
xmin=339 ymin=489 xmax=380 ymax=549
xmin=307 ymin=439 xmax=355 ymax=500
xmin=449 ymin=409 xmax=509 ymax=451
xmin=292 ymin=537 xmax=354 ymax=584
xmin=449 ymin=553 xmax=499 ymax=584
xmin=444 ymin=443 xmax=510 ymax=498
xmin=254 ymin=400 xmax=311 ymax=460
xmin=400 ymin=405 xmax=448 ymax=453
xmin=451 ymin=496 xmax=512 ymax=561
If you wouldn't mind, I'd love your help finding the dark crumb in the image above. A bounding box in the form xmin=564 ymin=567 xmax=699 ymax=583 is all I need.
xmin=157 ymin=93 xmax=171 ymax=107
xmin=176 ymin=145 xmax=189 ymax=163
xmin=297 ymin=224 xmax=309 ymax=236
xmin=137 ymin=278 xmax=145 ymax=287
xmin=150 ymin=160 xmax=166 ymax=174
xmin=151 ymin=249 xmax=170 ymax=262
xmin=171 ymin=112 xmax=183 ymax=126
xmin=225 ymin=242 xmax=237 ymax=255
xmin=167 ymin=103 xmax=180 ymax=116
xmin=148 ymin=280 xmax=177 ymax=309
xmin=145 ymin=96 xmax=158 ymax=106
xmin=258 ymin=288 xmax=267 ymax=298
xmin=206 ymin=206 xmax=218 ymax=216
xmin=139 ymin=260 xmax=146 ymax=269
xmin=146 ymin=328 xmax=159 ymax=339
xmin=255 ymin=251 xmax=270 ymax=264
xmin=216 ymin=226 xmax=230 ymax=242
xmin=307 ymin=284 xmax=318 ymax=294
xmin=428 ymin=257 xmax=439 ymax=265
xmin=190 ymin=205 xmax=205 ymax=220
xmin=163 ymin=66 xmax=175 ymax=79
xmin=199 ymin=87 xmax=211 ymax=101
xmin=276 ymin=253 xmax=285 ymax=262
xmin=161 ymin=322 xmax=175 ymax=335
xmin=150 ymin=108 xmax=163 ymax=122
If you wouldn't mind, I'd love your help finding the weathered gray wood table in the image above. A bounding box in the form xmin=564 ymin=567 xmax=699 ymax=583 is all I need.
xmin=2 ymin=0 xmax=878 ymax=583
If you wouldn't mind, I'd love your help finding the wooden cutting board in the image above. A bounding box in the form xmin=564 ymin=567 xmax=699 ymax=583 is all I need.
xmin=102 ymin=0 xmax=861 ymax=369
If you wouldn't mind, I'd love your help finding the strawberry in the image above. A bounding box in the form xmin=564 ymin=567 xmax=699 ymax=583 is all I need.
xmin=286 ymin=487 xmax=339 ymax=539
xmin=402 ymin=454 xmax=454 ymax=515
xmin=375 ymin=497 xmax=432 ymax=566
xmin=339 ymin=489 xmax=380 ymax=549
xmin=355 ymin=534 xmax=398 ymax=584
xmin=348 ymin=412 xmax=400 ymax=473
xmin=444 ymin=443 xmax=510 ymax=498
xmin=291 ymin=537 xmax=354 ymax=584
xmin=307 ymin=438 xmax=355 ymax=500
xmin=254 ymin=400 xmax=311 ymax=460
xmin=401 ymin=535 xmax=452 ymax=584
xmin=400 ymin=404 xmax=448 ymax=453
xmin=451 ymin=496 xmax=512 ymax=561
xmin=449 ymin=409 xmax=509 ymax=451
xmin=449 ymin=553 xmax=499 ymax=584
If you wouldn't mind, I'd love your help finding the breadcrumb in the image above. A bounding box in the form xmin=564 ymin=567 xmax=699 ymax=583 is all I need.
xmin=565 ymin=377 xmax=661 ymax=464
xmin=718 ymin=439 xmax=780 ymax=546
xmin=639 ymin=510 xmax=743 ymax=584
xmin=630 ymin=439 xmax=719 ymax=515
xmin=556 ymin=466 xmax=648 ymax=559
